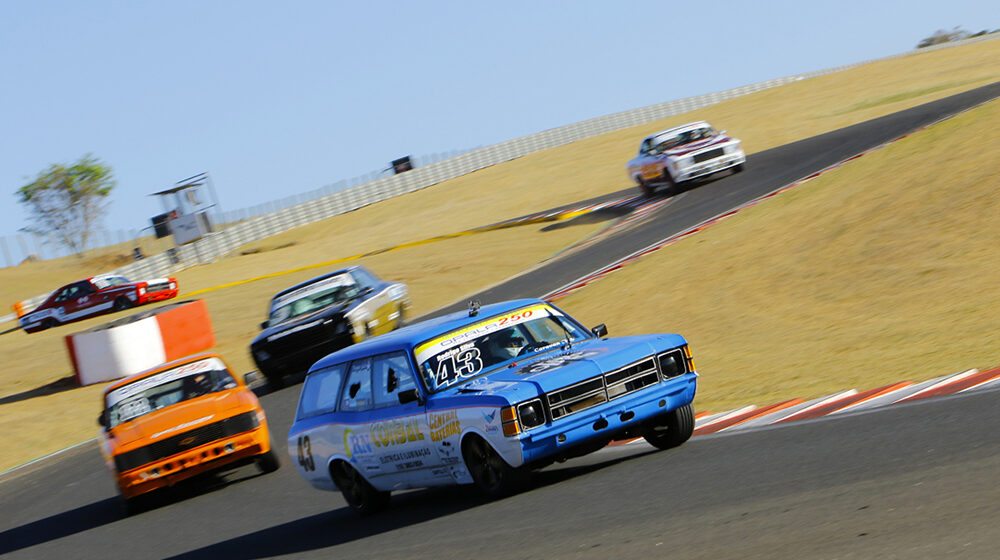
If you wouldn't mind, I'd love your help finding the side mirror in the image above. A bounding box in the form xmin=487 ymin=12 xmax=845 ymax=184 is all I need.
xmin=260 ymin=321 xmax=268 ymax=330
xmin=398 ymin=388 xmax=423 ymax=405
xmin=591 ymin=324 xmax=608 ymax=337
xmin=97 ymin=410 xmax=107 ymax=428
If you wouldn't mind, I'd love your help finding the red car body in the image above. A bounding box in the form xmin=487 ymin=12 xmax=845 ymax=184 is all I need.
xmin=19 ymin=274 xmax=179 ymax=333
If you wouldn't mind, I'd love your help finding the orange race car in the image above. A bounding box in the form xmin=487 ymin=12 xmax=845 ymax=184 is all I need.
xmin=98 ymin=353 xmax=279 ymax=514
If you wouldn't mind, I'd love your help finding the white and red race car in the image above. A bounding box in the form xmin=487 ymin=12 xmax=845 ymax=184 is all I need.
xmin=19 ymin=274 xmax=179 ymax=333
xmin=626 ymin=121 xmax=745 ymax=196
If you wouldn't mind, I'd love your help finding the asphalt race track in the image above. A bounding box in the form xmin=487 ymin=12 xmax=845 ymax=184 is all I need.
xmin=2 ymin=82 xmax=999 ymax=559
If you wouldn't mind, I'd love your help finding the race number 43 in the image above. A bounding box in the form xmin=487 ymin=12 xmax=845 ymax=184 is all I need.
xmin=297 ymin=435 xmax=315 ymax=471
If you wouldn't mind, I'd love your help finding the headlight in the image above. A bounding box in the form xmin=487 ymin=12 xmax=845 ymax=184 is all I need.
xmin=658 ymin=347 xmax=689 ymax=378
xmin=517 ymin=399 xmax=545 ymax=429
xmin=169 ymin=282 xmax=176 ymax=290
xmin=138 ymin=287 xmax=146 ymax=295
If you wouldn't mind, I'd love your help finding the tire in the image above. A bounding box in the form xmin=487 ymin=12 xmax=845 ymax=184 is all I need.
xmin=330 ymin=460 xmax=390 ymax=514
xmin=264 ymin=371 xmax=285 ymax=390
xmin=120 ymin=493 xmax=147 ymax=517
xmin=41 ymin=318 xmax=59 ymax=331
xmin=113 ymin=297 xmax=133 ymax=312
xmin=637 ymin=176 xmax=654 ymax=198
xmin=732 ymin=163 xmax=745 ymax=174
xmin=643 ymin=403 xmax=695 ymax=450
xmin=255 ymin=449 xmax=280 ymax=474
xmin=660 ymin=170 xmax=677 ymax=195
xmin=462 ymin=435 xmax=527 ymax=498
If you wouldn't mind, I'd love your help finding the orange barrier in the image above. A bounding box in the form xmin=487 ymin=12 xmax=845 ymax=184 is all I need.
xmin=65 ymin=300 xmax=216 ymax=386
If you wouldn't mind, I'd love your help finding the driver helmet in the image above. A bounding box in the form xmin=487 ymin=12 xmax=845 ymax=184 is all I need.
xmin=490 ymin=329 xmax=524 ymax=361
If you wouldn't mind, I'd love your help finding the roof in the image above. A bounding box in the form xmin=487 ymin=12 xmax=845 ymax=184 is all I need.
xmin=272 ymin=266 xmax=360 ymax=299
xmin=102 ymin=352 xmax=223 ymax=395
xmin=645 ymin=121 xmax=713 ymax=140
xmin=309 ymin=298 xmax=545 ymax=371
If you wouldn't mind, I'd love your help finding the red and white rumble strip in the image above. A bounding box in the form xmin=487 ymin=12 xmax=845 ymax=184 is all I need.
xmin=611 ymin=367 xmax=1000 ymax=447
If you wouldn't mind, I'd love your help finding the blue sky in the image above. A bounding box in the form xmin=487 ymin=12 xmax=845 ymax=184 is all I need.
xmin=1 ymin=1 xmax=996 ymax=242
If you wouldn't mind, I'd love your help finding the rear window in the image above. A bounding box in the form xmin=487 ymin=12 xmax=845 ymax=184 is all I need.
xmin=296 ymin=363 xmax=348 ymax=419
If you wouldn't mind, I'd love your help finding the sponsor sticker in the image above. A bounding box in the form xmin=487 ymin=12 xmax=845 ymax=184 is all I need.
xmin=106 ymin=357 xmax=225 ymax=407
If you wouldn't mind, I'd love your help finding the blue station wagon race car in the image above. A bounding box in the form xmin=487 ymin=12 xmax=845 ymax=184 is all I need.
xmin=287 ymin=299 xmax=698 ymax=513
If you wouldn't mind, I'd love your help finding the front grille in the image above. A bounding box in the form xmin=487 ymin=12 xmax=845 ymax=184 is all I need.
xmin=145 ymin=281 xmax=172 ymax=293
xmin=114 ymin=411 xmax=259 ymax=473
xmin=545 ymin=356 xmax=664 ymax=421
xmin=605 ymin=358 xmax=659 ymax=399
xmin=548 ymin=378 xmax=607 ymax=420
xmin=693 ymin=148 xmax=725 ymax=163
xmin=264 ymin=323 xmax=334 ymax=355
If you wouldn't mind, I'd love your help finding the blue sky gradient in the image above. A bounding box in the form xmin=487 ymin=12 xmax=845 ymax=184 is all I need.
xmin=1 ymin=1 xmax=996 ymax=241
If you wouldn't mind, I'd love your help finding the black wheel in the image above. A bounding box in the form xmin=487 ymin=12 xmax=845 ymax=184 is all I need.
xmin=732 ymin=163 xmax=744 ymax=174
xmin=120 ymin=493 xmax=146 ymax=517
xmin=113 ymin=297 xmax=133 ymax=311
xmin=255 ymin=448 xmax=280 ymax=474
xmin=41 ymin=318 xmax=59 ymax=331
xmin=264 ymin=371 xmax=285 ymax=390
xmin=660 ymin=170 xmax=677 ymax=195
xmin=462 ymin=436 xmax=527 ymax=498
xmin=330 ymin=461 xmax=390 ymax=514
xmin=643 ymin=403 xmax=695 ymax=450
xmin=637 ymin=176 xmax=654 ymax=198
xmin=394 ymin=305 xmax=405 ymax=330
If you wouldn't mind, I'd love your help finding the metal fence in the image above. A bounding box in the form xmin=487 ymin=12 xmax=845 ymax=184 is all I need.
xmin=7 ymin=33 xmax=997 ymax=320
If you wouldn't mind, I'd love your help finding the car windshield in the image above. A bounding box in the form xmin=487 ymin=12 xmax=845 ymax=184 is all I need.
xmin=92 ymin=276 xmax=131 ymax=290
xmin=268 ymin=273 xmax=361 ymax=325
xmin=414 ymin=304 xmax=591 ymax=392
xmin=103 ymin=357 xmax=237 ymax=428
xmin=652 ymin=126 xmax=714 ymax=153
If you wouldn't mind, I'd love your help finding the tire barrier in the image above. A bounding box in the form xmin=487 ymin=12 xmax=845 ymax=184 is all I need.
xmin=64 ymin=299 xmax=215 ymax=386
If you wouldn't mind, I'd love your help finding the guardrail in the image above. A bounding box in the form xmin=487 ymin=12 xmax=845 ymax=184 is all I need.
xmin=6 ymin=33 xmax=997 ymax=324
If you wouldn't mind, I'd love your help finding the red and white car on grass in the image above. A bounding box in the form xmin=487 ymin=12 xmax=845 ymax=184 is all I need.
xmin=627 ymin=121 xmax=745 ymax=197
xmin=19 ymin=274 xmax=179 ymax=333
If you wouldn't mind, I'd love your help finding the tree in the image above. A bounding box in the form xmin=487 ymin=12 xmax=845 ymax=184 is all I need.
xmin=917 ymin=27 xmax=971 ymax=48
xmin=17 ymin=154 xmax=115 ymax=255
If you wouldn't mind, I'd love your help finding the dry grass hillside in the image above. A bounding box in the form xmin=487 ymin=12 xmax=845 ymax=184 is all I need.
xmin=1 ymin=37 xmax=998 ymax=473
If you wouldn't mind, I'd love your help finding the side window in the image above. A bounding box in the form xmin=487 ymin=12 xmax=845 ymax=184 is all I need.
xmin=340 ymin=358 xmax=374 ymax=412
xmin=55 ymin=286 xmax=77 ymax=303
xmin=78 ymin=282 xmax=96 ymax=296
xmin=296 ymin=363 xmax=347 ymax=419
xmin=350 ymin=268 xmax=379 ymax=289
xmin=372 ymin=352 xmax=418 ymax=409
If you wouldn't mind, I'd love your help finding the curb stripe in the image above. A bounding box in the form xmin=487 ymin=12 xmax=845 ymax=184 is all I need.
xmin=775 ymin=390 xmax=859 ymax=423
xmin=894 ymin=368 xmax=994 ymax=403
xmin=694 ymin=398 xmax=804 ymax=435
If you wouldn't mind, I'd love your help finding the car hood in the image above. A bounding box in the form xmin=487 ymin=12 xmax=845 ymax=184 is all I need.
xmin=443 ymin=334 xmax=686 ymax=401
xmin=107 ymin=389 xmax=254 ymax=448
xmin=253 ymin=302 xmax=350 ymax=345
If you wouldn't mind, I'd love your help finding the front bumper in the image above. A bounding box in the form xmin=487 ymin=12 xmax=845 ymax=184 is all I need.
xmin=676 ymin=153 xmax=745 ymax=182
xmin=114 ymin=424 xmax=271 ymax=499
xmin=518 ymin=373 xmax=697 ymax=465
xmin=136 ymin=289 xmax=179 ymax=305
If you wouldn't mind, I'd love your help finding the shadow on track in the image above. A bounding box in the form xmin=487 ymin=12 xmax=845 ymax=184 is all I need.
xmin=164 ymin=453 xmax=654 ymax=559
xmin=0 ymin=467 xmax=269 ymax=556
xmin=0 ymin=497 xmax=122 ymax=556
xmin=0 ymin=374 xmax=78 ymax=406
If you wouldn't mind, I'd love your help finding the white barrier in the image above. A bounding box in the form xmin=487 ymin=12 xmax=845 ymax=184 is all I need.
xmin=65 ymin=300 xmax=215 ymax=386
